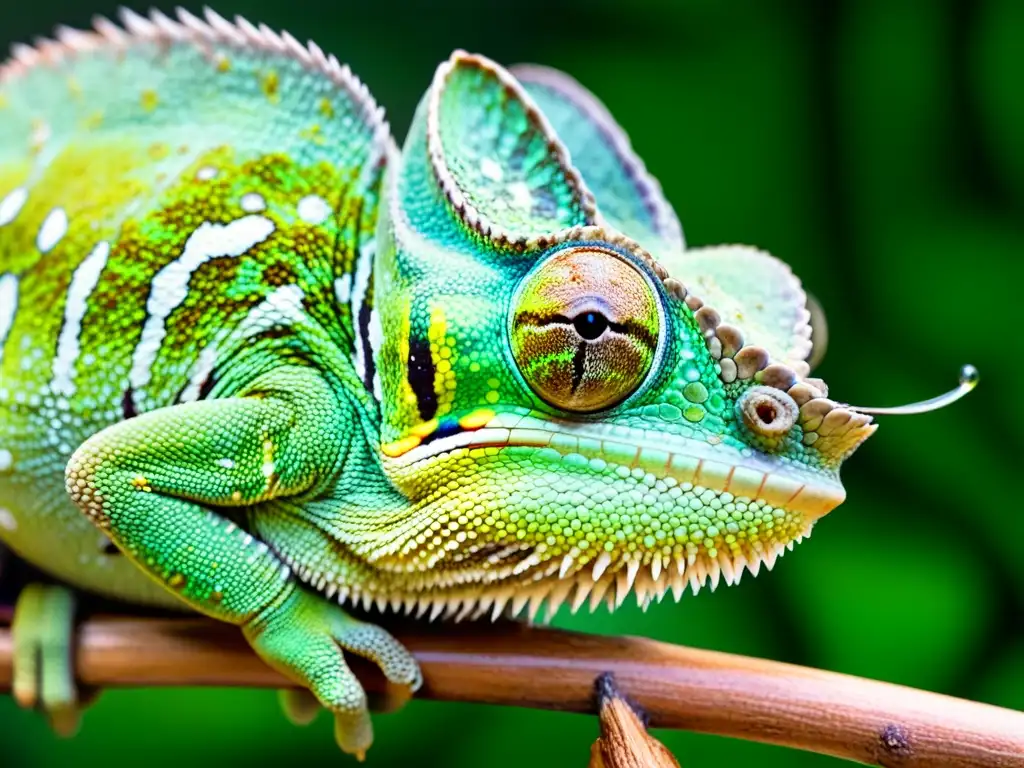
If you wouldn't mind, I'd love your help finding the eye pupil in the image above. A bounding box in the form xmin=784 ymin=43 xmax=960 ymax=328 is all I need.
xmin=756 ymin=403 xmax=776 ymax=424
xmin=573 ymin=311 xmax=608 ymax=341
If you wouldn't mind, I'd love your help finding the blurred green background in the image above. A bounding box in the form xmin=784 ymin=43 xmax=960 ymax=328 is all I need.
xmin=2 ymin=0 xmax=1022 ymax=765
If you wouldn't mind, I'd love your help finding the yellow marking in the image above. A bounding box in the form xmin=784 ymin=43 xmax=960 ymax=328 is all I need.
xmin=167 ymin=573 xmax=185 ymax=589
xmin=130 ymin=475 xmax=151 ymax=491
xmin=459 ymin=409 xmax=495 ymax=430
xmin=395 ymin=296 xmax=423 ymax=424
xmin=148 ymin=143 xmax=170 ymax=160
xmin=318 ymin=97 xmax=335 ymax=119
xmin=140 ymin=89 xmax=159 ymax=112
xmin=231 ymin=491 xmax=243 ymax=502
xmin=67 ymin=78 xmax=83 ymax=101
xmin=299 ymin=124 xmax=327 ymax=146
xmin=81 ymin=111 xmax=104 ymax=131
xmin=261 ymin=70 xmax=280 ymax=103
xmin=410 ymin=419 xmax=439 ymax=438
xmin=0 ymin=93 xmax=8 ymax=110
xmin=428 ymin=304 xmax=457 ymax=417
xmin=382 ymin=436 xmax=422 ymax=458
xmin=216 ymin=55 xmax=231 ymax=73
xmin=485 ymin=390 xmax=500 ymax=405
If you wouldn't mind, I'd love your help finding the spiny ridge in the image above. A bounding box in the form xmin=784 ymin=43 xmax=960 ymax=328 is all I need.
xmin=277 ymin=528 xmax=809 ymax=625
xmin=0 ymin=6 xmax=388 ymax=150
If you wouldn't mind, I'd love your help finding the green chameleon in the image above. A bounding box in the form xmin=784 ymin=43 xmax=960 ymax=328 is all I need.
xmin=0 ymin=7 xmax=977 ymax=759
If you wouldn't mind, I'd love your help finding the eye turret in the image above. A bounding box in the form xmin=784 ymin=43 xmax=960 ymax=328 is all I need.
xmin=510 ymin=247 xmax=661 ymax=413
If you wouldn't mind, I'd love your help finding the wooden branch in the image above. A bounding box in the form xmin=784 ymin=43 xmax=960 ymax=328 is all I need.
xmin=1 ymin=615 xmax=1022 ymax=767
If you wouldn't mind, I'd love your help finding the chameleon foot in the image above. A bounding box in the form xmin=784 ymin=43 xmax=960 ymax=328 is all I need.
xmin=11 ymin=583 xmax=91 ymax=736
xmin=244 ymin=586 xmax=422 ymax=760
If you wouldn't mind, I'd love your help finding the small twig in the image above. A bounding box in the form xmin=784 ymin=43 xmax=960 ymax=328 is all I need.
xmin=590 ymin=673 xmax=681 ymax=768
xmin=0 ymin=615 xmax=1022 ymax=767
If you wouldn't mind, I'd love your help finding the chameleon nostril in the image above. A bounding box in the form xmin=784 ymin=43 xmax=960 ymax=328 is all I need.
xmin=756 ymin=403 xmax=777 ymax=424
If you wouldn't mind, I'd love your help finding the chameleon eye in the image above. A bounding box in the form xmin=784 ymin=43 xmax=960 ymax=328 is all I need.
xmin=510 ymin=247 xmax=661 ymax=413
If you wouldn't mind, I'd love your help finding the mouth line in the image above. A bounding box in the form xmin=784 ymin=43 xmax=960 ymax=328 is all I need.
xmin=382 ymin=411 xmax=845 ymax=521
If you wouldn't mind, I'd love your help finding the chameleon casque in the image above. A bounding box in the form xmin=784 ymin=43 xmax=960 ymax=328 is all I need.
xmin=0 ymin=7 xmax=977 ymax=759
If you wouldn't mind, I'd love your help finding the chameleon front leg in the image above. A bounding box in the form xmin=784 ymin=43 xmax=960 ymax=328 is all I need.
xmin=64 ymin=366 xmax=421 ymax=758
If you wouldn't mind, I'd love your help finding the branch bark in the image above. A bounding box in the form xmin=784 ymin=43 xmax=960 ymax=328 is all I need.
xmin=1 ymin=615 xmax=1022 ymax=767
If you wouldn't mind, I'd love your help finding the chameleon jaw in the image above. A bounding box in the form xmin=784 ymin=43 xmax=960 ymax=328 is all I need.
xmin=382 ymin=411 xmax=848 ymax=524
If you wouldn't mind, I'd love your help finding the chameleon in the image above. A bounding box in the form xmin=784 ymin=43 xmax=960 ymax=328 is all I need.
xmin=0 ymin=7 xmax=978 ymax=758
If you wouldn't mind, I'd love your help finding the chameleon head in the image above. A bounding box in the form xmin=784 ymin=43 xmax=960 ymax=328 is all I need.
xmin=363 ymin=51 xmax=976 ymax=618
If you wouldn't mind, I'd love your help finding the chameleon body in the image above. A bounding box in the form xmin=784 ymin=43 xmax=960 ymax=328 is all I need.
xmin=0 ymin=8 xmax=879 ymax=756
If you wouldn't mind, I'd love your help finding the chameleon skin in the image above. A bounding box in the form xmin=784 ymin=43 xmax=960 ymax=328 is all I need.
xmin=0 ymin=9 xmax=878 ymax=757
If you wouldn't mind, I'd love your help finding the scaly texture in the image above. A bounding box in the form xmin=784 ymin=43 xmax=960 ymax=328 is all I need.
xmin=0 ymin=11 xmax=879 ymax=757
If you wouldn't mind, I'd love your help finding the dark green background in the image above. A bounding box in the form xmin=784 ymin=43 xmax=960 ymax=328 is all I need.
xmin=2 ymin=1 xmax=1021 ymax=765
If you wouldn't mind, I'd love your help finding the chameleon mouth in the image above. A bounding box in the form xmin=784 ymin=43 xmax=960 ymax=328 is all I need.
xmin=382 ymin=409 xmax=846 ymax=522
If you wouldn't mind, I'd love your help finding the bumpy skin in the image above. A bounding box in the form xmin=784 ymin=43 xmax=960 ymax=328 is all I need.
xmin=0 ymin=9 xmax=878 ymax=757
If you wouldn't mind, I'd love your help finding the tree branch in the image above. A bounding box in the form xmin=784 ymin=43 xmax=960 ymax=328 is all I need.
xmin=0 ymin=615 xmax=1021 ymax=767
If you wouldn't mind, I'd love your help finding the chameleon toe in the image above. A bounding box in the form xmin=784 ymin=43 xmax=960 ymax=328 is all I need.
xmin=278 ymin=688 xmax=322 ymax=726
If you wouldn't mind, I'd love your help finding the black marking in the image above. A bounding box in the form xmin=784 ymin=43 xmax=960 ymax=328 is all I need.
xmin=358 ymin=280 xmax=375 ymax=395
xmin=571 ymin=343 xmax=587 ymax=393
xmin=121 ymin=387 xmax=138 ymax=419
xmin=407 ymin=331 xmax=438 ymax=421
xmin=197 ymin=373 xmax=218 ymax=401
xmin=102 ymin=540 xmax=121 ymax=556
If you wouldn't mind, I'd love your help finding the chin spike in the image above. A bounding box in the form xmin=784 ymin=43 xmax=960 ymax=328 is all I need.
xmin=848 ymin=364 xmax=978 ymax=415
xmin=570 ymin=580 xmax=593 ymax=614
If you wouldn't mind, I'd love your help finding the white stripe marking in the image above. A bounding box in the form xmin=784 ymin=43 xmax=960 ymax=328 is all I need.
xmin=238 ymin=285 xmax=306 ymax=339
xmin=179 ymin=341 xmax=220 ymax=402
xmin=37 ymin=208 xmax=68 ymax=253
xmin=51 ymin=241 xmax=110 ymax=397
xmin=0 ymin=187 xmax=28 ymax=226
xmin=334 ymin=274 xmax=352 ymax=305
xmin=297 ymin=194 xmax=332 ymax=225
xmin=0 ymin=274 xmax=17 ymax=367
xmin=350 ymin=241 xmax=375 ymax=383
xmin=129 ymin=216 xmax=275 ymax=395
xmin=368 ymin=306 xmax=384 ymax=401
